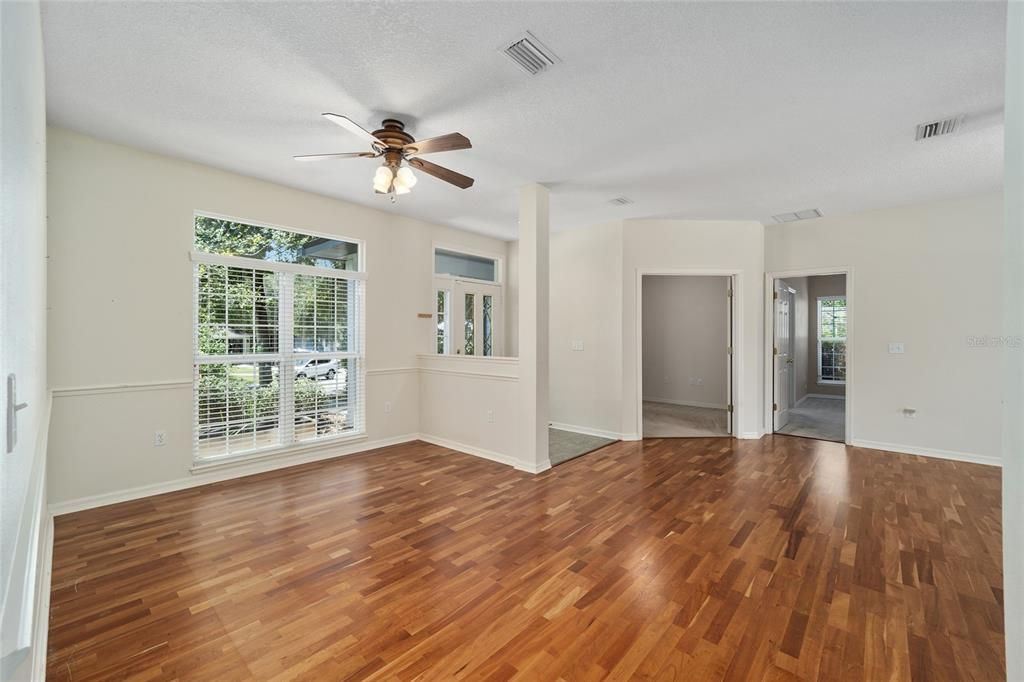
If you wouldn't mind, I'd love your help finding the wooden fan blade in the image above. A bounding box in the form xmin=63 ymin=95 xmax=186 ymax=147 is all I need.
xmin=294 ymin=152 xmax=378 ymax=161
xmin=408 ymin=157 xmax=474 ymax=189
xmin=322 ymin=113 xmax=383 ymax=149
xmin=404 ymin=133 xmax=472 ymax=156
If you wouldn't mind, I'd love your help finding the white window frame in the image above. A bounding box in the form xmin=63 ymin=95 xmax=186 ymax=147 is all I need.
xmin=817 ymin=295 xmax=847 ymax=385
xmin=191 ymin=217 xmax=367 ymax=464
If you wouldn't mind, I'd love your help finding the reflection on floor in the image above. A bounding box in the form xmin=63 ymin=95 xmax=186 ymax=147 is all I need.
xmin=776 ymin=396 xmax=845 ymax=442
xmin=642 ymin=400 xmax=729 ymax=437
xmin=548 ymin=428 xmax=615 ymax=466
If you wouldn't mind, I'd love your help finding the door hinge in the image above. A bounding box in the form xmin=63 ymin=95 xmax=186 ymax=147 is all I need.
xmin=773 ymin=291 xmax=778 ymax=300
xmin=773 ymin=402 xmax=778 ymax=411
xmin=727 ymin=404 xmax=734 ymax=413
xmin=727 ymin=346 xmax=733 ymax=355
xmin=727 ymin=289 xmax=733 ymax=298
xmin=773 ymin=346 xmax=778 ymax=355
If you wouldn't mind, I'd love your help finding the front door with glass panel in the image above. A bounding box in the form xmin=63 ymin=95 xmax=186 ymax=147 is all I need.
xmin=446 ymin=280 xmax=501 ymax=356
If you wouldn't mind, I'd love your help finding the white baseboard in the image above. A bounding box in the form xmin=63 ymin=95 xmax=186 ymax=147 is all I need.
xmin=49 ymin=433 xmax=420 ymax=516
xmin=643 ymin=397 xmax=728 ymax=410
xmin=522 ymin=459 xmax=552 ymax=474
xmin=620 ymin=433 xmax=642 ymax=442
xmin=802 ymin=393 xmax=845 ymax=401
xmin=548 ymin=421 xmax=622 ymax=441
xmin=415 ymin=433 xmax=541 ymax=473
xmin=850 ymin=439 xmax=1001 ymax=467
xmin=738 ymin=431 xmax=766 ymax=440
xmin=29 ymin=514 xmax=53 ymax=681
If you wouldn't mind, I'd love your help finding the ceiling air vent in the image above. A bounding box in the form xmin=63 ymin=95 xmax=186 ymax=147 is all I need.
xmin=609 ymin=196 xmax=634 ymax=206
xmin=503 ymin=32 xmax=559 ymax=75
xmin=772 ymin=209 xmax=822 ymax=223
xmin=915 ymin=115 xmax=963 ymax=141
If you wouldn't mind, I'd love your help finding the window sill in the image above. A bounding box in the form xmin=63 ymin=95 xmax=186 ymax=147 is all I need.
xmin=817 ymin=380 xmax=846 ymax=386
xmin=190 ymin=432 xmax=367 ymax=474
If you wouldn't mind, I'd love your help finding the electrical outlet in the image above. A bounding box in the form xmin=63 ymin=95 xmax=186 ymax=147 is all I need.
xmin=902 ymin=408 xmax=917 ymax=419
xmin=889 ymin=343 xmax=905 ymax=354
xmin=384 ymin=401 xmax=392 ymax=414
xmin=486 ymin=409 xmax=495 ymax=423
xmin=154 ymin=431 xmax=167 ymax=447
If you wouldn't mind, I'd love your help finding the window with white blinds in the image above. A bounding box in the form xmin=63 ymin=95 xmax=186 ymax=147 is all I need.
xmin=192 ymin=217 xmax=365 ymax=462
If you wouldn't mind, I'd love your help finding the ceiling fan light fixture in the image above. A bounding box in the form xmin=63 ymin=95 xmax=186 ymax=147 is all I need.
xmin=395 ymin=166 xmax=417 ymax=189
xmin=372 ymin=165 xmax=393 ymax=193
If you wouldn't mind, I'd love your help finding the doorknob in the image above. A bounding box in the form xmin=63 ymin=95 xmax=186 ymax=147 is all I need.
xmin=6 ymin=374 xmax=29 ymax=454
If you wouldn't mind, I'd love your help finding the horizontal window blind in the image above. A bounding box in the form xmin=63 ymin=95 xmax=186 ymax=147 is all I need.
xmin=193 ymin=253 xmax=365 ymax=462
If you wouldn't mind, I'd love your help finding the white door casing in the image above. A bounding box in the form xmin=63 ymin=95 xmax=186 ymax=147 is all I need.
xmin=726 ymin=278 xmax=734 ymax=436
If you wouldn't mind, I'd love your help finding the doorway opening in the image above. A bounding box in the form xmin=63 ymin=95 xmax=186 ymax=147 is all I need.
xmin=770 ymin=272 xmax=848 ymax=442
xmin=640 ymin=274 xmax=734 ymax=438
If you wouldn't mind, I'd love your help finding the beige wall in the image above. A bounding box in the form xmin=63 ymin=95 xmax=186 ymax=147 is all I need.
xmin=622 ymin=220 xmax=765 ymax=438
xmin=417 ymin=355 xmax=525 ymax=469
xmin=548 ymin=222 xmax=623 ymax=436
xmin=46 ymin=127 xmax=511 ymax=505
xmin=547 ymin=219 xmax=764 ymax=439
xmin=766 ymin=192 xmax=1003 ymax=463
xmin=641 ymin=276 xmax=728 ymax=408
xmin=806 ymin=274 xmax=846 ymax=397
xmin=505 ymin=240 xmax=519 ymax=357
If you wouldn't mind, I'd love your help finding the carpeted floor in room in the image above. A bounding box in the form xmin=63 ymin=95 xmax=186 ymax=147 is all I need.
xmin=642 ymin=400 xmax=729 ymax=438
xmin=776 ymin=396 xmax=845 ymax=442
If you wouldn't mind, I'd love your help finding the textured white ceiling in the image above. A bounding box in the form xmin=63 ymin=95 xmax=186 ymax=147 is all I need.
xmin=41 ymin=1 xmax=1006 ymax=239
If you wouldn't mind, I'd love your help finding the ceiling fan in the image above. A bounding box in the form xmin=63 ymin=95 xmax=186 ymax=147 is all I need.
xmin=295 ymin=114 xmax=474 ymax=200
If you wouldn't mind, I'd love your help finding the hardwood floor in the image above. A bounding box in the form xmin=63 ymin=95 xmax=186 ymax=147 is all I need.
xmin=47 ymin=436 xmax=1004 ymax=681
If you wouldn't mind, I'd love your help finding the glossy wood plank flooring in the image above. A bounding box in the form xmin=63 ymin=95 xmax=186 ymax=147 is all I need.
xmin=47 ymin=436 xmax=1004 ymax=681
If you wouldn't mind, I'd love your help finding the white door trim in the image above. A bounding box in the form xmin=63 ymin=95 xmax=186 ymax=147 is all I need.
xmin=635 ymin=269 xmax=742 ymax=439
xmin=763 ymin=267 xmax=853 ymax=443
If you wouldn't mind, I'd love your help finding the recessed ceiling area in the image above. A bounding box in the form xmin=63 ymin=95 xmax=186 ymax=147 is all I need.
xmin=40 ymin=1 xmax=1006 ymax=239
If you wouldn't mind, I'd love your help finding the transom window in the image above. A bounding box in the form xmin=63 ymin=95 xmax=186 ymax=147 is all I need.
xmin=192 ymin=214 xmax=365 ymax=462
xmin=817 ymin=296 xmax=847 ymax=384
xmin=434 ymin=247 xmax=498 ymax=282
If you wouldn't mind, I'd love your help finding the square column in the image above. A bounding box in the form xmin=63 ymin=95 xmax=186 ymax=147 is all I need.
xmin=517 ymin=184 xmax=550 ymax=473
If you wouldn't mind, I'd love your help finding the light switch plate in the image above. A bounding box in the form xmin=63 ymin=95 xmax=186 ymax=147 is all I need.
xmin=888 ymin=342 xmax=905 ymax=354
xmin=571 ymin=340 xmax=584 ymax=351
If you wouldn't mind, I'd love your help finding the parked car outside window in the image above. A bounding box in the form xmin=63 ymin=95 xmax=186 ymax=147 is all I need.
xmin=295 ymin=358 xmax=342 ymax=380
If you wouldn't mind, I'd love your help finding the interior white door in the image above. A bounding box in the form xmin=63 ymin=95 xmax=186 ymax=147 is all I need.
xmin=774 ymin=280 xmax=794 ymax=430
xmin=452 ymin=281 xmax=502 ymax=356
